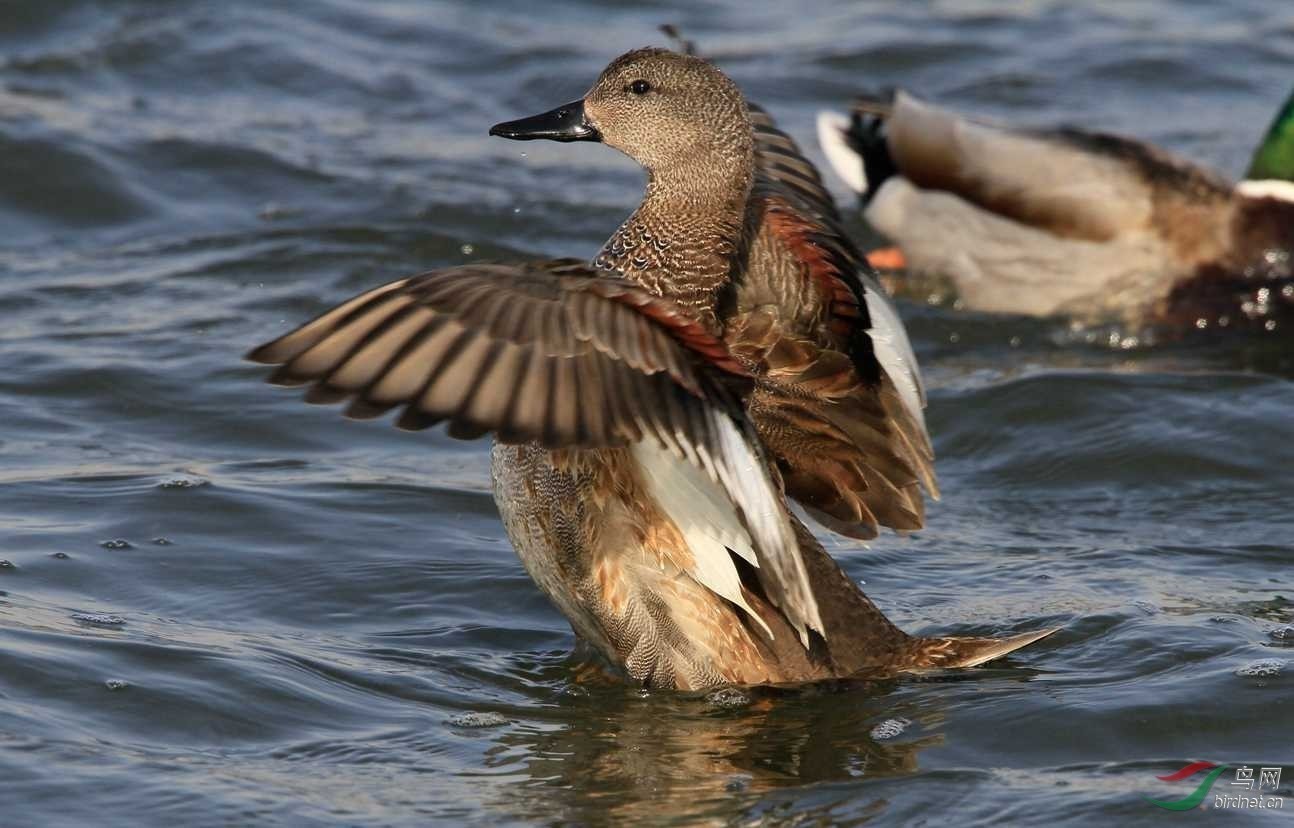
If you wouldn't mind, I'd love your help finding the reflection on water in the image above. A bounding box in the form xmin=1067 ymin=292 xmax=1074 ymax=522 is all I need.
xmin=489 ymin=678 xmax=938 ymax=825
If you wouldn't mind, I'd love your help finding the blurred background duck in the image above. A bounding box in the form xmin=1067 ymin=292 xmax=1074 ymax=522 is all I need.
xmin=817 ymin=87 xmax=1294 ymax=337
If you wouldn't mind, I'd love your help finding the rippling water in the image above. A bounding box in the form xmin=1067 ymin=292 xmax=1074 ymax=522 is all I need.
xmin=2 ymin=1 xmax=1292 ymax=824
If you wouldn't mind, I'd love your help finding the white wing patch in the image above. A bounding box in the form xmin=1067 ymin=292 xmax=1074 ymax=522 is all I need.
xmin=863 ymin=282 xmax=928 ymax=433
xmin=816 ymin=110 xmax=868 ymax=194
xmin=815 ymin=111 xmax=929 ymax=434
xmin=632 ymin=408 xmax=821 ymax=645
xmin=633 ymin=438 xmax=771 ymax=639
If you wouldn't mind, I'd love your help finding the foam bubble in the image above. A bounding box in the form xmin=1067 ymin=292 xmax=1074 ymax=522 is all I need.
xmin=869 ymin=717 xmax=912 ymax=740
xmin=448 ymin=711 xmax=509 ymax=728
xmin=1235 ymin=658 xmax=1285 ymax=678
xmin=157 ymin=477 xmax=208 ymax=490
xmin=72 ymin=613 xmax=126 ymax=626
xmin=705 ymin=688 xmax=750 ymax=709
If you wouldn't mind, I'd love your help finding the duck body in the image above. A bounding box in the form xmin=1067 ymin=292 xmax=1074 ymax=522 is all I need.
xmin=250 ymin=49 xmax=1056 ymax=690
xmin=817 ymin=90 xmax=1294 ymax=334
xmin=491 ymin=443 xmax=823 ymax=688
xmin=493 ymin=442 xmax=1033 ymax=689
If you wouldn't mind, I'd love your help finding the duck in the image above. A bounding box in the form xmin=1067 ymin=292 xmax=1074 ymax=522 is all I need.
xmin=816 ymin=87 xmax=1294 ymax=336
xmin=248 ymin=48 xmax=1057 ymax=690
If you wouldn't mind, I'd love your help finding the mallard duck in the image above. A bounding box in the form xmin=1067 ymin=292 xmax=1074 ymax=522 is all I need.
xmin=817 ymin=88 xmax=1294 ymax=335
xmin=248 ymin=49 xmax=1056 ymax=690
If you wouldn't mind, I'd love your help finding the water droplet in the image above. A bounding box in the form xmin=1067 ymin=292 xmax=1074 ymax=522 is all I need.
xmin=104 ymin=679 xmax=129 ymax=691
xmin=705 ymin=687 xmax=750 ymax=709
xmin=1265 ymin=319 xmax=1277 ymax=332
xmin=512 ymin=206 xmax=521 ymax=214
xmin=100 ymin=539 xmax=132 ymax=550
xmin=1008 ymin=336 xmax=1021 ymax=347
xmin=72 ymin=613 xmax=126 ymax=626
xmin=559 ymin=683 xmax=589 ymax=698
xmin=869 ymin=717 xmax=912 ymax=740
xmin=1235 ymin=658 xmax=1285 ymax=678
xmin=948 ymin=332 xmax=960 ymax=344
xmin=460 ymin=243 xmax=475 ymax=256
xmin=447 ymin=711 xmax=508 ymax=728
xmin=1195 ymin=317 xmax=1208 ymax=329
xmin=151 ymin=537 xmax=173 ymax=546
xmin=50 ymin=552 xmax=70 ymax=560
xmin=0 ymin=560 xmax=14 ymax=570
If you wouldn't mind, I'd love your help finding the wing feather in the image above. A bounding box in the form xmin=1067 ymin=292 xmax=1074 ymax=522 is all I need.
xmin=248 ymin=261 xmax=823 ymax=640
xmin=737 ymin=103 xmax=938 ymax=540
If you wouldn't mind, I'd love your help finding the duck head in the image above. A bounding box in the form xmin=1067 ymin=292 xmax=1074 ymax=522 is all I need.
xmin=1245 ymin=86 xmax=1294 ymax=183
xmin=490 ymin=48 xmax=752 ymax=176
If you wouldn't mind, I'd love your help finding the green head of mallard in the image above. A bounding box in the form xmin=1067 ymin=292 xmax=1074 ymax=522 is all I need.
xmin=1246 ymin=87 xmax=1294 ymax=181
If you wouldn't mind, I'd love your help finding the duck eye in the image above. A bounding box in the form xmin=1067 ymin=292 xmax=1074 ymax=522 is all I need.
xmin=628 ymin=79 xmax=652 ymax=95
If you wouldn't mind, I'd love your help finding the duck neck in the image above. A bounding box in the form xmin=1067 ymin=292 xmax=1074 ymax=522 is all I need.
xmin=1246 ymin=88 xmax=1294 ymax=182
xmin=596 ymin=145 xmax=754 ymax=325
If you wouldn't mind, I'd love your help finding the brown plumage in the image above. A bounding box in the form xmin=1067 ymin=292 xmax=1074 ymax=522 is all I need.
xmin=817 ymin=91 xmax=1294 ymax=334
xmin=248 ymin=262 xmax=749 ymax=443
xmin=248 ymin=48 xmax=1057 ymax=690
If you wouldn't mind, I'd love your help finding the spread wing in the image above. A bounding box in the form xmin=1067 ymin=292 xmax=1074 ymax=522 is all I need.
xmin=247 ymin=259 xmax=822 ymax=640
xmin=734 ymin=105 xmax=937 ymax=540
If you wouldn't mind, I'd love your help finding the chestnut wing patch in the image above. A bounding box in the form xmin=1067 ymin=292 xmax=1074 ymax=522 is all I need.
xmin=740 ymin=107 xmax=938 ymax=540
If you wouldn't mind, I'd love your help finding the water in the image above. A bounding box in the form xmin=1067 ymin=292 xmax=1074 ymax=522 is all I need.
xmin=2 ymin=1 xmax=1292 ymax=824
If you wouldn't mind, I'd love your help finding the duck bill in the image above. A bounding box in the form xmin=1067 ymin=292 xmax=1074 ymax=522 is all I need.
xmin=489 ymin=100 xmax=601 ymax=142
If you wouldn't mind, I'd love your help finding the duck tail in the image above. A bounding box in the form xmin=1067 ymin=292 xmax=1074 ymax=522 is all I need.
xmin=904 ymin=627 xmax=1061 ymax=670
xmin=815 ymin=90 xmax=899 ymax=203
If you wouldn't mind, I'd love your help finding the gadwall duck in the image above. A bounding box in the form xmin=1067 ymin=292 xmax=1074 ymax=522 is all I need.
xmin=249 ymin=49 xmax=1056 ymax=690
xmin=817 ymin=88 xmax=1294 ymax=336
